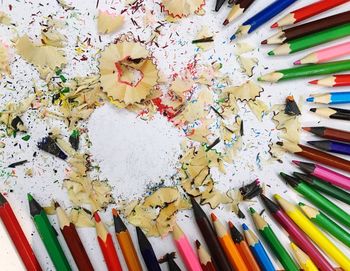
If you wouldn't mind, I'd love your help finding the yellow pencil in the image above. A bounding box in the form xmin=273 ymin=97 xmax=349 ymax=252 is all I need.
xmin=274 ymin=194 xmax=350 ymax=271
xmin=290 ymin=242 xmax=318 ymax=271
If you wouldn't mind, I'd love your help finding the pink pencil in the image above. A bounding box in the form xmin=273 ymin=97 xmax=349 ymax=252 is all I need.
xmin=172 ymin=223 xmax=202 ymax=271
xmin=294 ymin=41 xmax=350 ymax=65
xmin=293 ymin=160 xmax=350 ymax=191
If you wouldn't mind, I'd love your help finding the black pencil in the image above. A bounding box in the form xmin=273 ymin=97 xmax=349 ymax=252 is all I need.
xmin=190 ymin=197 xmax=232 ymax=271
xmin=310 ymin=107 xmax=350 ymax=121
xmin=215 ymin=0 xmax=226 ymax=11
xmin=159 ymin=253 xmax=182 ymax=271
xmin=136 ymin=227 xmax=161 ymax=271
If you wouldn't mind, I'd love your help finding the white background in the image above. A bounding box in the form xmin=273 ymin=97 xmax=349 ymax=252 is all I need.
xmin=1 ymin=0 xmax=350 ymax=270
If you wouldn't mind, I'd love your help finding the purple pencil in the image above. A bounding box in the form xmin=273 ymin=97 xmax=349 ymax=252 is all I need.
xmin=293 ymin=160 xmax=350 ymax=191
xmin=260 ymin=194 xmax=335 ymax=271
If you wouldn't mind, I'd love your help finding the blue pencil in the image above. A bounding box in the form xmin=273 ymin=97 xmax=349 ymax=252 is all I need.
xmin=307 ymin=92 xmax=350 ymax=104
xmin=230 ymin=0 xmax=298 ymax=41
xmin=242 ymin=223 xmax=276 ymax=271
xmin=308 ymin=140 xmax=350 ymax=156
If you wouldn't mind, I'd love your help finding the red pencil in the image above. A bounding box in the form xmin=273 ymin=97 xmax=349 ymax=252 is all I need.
xmin=93 ymin=211 xmax=122 ymax=271
xmin=271 ymin=0 xmax=349 ymax=28
xmin=195 ymin=240 xmax=216 ymax=271
xmin=310 ymin=74 xmax=350 ymax=87
xmin=0 ymin=193 xmax=42 ymax=271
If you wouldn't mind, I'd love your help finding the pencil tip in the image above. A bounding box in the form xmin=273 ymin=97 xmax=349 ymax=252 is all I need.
xmin=93 ymin=211 xmax=101 ymax=222
xmin=249 ymin=207 xmax=256 ymax=214
xmin=298 ymin=202 xmax=305 ymax=207
xmin=210 ymin=212 xmax=218 ymax=221
xmin=294 ymin=60 xmax=301 ymax=65
xmin=228 ymin=221 xmax=234 ymax=228
xmin=261 ymin=39 xmax=267 ymax=45
xmin=310 ymin=108 xmax=316 ymax=112
xmin=242 ymin=223 xmax=249 ymax=230
xmin=306 ymin=97 xmax=314 ymax=102
xmin=223 ymin=19 xmax=229 ymax=26
xmin=230 ymin=34 xmax=236 ymax=41
xmin=302 ymin=127 xmax=311 ymax=132
xmin=268 ymin=50 xmax=275 ymax=56
xmin=292 ymin=160 xmax=300 ymax=165
xmin=271 ymin=22 xmax=278 ymax=28
xmin=54 ymin=201 xmax=60 ymax=208
xmin=27 ymin=193 xmax=33 ymax=201
xmin=309 ymin=79 xmax=318 ymax=85
xmin=195 ymin=240 xmax=201 ymax=248
xmin=274 ymin=194 xmax=281 ymax=200
xmin=112 ymin=208 xmax=119 ymax=217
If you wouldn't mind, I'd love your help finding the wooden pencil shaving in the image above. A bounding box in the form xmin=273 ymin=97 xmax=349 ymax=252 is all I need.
xmin=248 ymin=99 xmax=268 ymax=121
xmin=70 ymin=208 xmax=95 ymax=227
xmin=238 ymin=56 xmax=258 ymax=77
xmin=0 ymin=44 xmax=10 ymax=77
xmin=97 ymin=11 xmax=124 ymax=34
xmin=224 ymin=80 xmax=263 ymax=102
xmin=194 ymin=27 xmax=214 ymax=51
xmin=0 ymin=11 xmax=11 ymax=25
xmin=161 ymin=0 xmax=205 ymax=18
xmin=235 ymin=42 xmax=254 ymax=55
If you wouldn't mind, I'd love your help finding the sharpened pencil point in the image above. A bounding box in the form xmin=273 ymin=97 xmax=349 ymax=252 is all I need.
xmin=228 ymin=221 xmax=234 ymax=228
xmin=306 ymin=97 xmax=314 ymax=102
xmin=274 ymin=194 xmax=281 ymax=200
xmin=93 ymin=211 xmax=101 ymax=222
xmin=230 ymin=34 xmax=236 ymax=41
xmin=249 ymin=207 xmax=256 ymax=214
xmin=242 ymin=223 xmax=249 ymax=230
xmin=195 ymin=240 xmax=201 ymax=249
xmin=261 ymin=39 xmax=267 ymax=45
xmin=112 ymin=208 xmax=119 ymax=217
xmin=223 ymin=19 xmax=229 ymax=26
xmin=310 ymin=108 xmax=316 ymax=112
xmin=298 ymin=202 xmax=305 ymax=207
xmin=54 ymin=201 xmax=60 ymax=208
xmin=271 ymin=22 xmax=278 ymax=28
xmin=27 ymin=193 xmax=33 ymax=201
xmin=302 ymin=127 xmax=311 ymax=132
xmin=268 ymin=50 xmax=275 ymax=56
xmin=309 ymin=79 xmax=318 ymax=85
xmin=210 ymin=212 xmax=218 ymax=221
xmin=293 ymin=60 xmax=301 ymax=65
xmin=292 ymin=160 xmax=301 ymax=165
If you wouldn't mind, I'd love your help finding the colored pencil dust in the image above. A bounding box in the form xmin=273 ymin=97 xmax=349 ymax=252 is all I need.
xmin=223 ymin=0 xmax=255 ymax=25
xmin=310 ymin=74 xmax=350 ymax=87
xmin=0 ymin=193 xmax=42 ymax=271
xmin=28 ymin=194 xmax=71 ymax=271
xmin=307 ymin=92 xmax=350 ymax=105
xmin=302 ymin=126 xmax=350 ymax=143
xmin=280 ymin=172 xmax=350 ymax=228
xmin=293 ymin=172 xmax=350 ymax=205
xmin=242 ymin=223 xmax=275 ymax=271
xmin=55 ymin=202 xmax=94 ymax=271
xmin=190 ymin=197 xmax=231 ymax=271
xmin=307 ymin=140 xmax=350 ymax=156
xmin=293 ymin=160 xmax=350 ymax=191
xmin=310 ymin=107 xmax=350 ymax=121
xmin=93 ymin=211 xmax=122 ymax=271
xmin=195 ymin=240 xmax=216 ymax=271
xmin=275 ymin=194 xmax=350 ymax=270
xmin=262 ymin=11 xmax=350 ymax=45
xmin=268 ymin=24 xmax=350 ymax=56
xmin=259 ymin=60 xmax=350 ymax=82
xmin=250 ymin=207 xmax=298 ymax=271
xmin=299 ymin=202 xmax=350 ymax=248
xmin=228 ymin=221 xmax=260 ymax=271
xmin=290 ymin=242 xmax=318 ymax=271
xmin=112 ymin=209 xmax=142 ymax=271
xmin=271 ymin=0 xmax=348 ymax=28
xmin=172 ymin=223 xmax=202 ymax=271
xmin=136 ymin=226 xmax=161 ymax=271
xmin=211 ymin=213 xmax=248 ymax=271
xmin=260 ymin=194 xmax=334 ymax=271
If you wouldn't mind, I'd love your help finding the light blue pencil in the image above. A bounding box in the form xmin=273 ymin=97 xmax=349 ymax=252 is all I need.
xmin=307 ymin=92 xmax=350 ymax=104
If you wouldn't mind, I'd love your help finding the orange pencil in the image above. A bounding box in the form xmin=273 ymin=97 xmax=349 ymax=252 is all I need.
xmin=228 ymin=221 xmax=261 ymax=271
xmin=93 ymin=211 xmax=122 ymax=271
xmin=112 ymin=209 xmax=142 ymax=271
xmin=211 ymin=213 xmax=248 ymax=271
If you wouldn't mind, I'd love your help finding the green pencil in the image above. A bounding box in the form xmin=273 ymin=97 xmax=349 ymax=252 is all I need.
xmin=299 ymin=202 xmax=350 ymax=248
xmin=28 ymin=194 xmax=71 ymax=271
xmin=250 ymin=207 xmax=299 ymax=271
xmin=269 ymin=23 xmax=350 ymax=55
xmin=259 ymin=59 xmax=350 ymax=82
xmin=294 ymin=172 xmax=350 ymax=206
xmin=280 ymin=173 xmax=350 ymax=228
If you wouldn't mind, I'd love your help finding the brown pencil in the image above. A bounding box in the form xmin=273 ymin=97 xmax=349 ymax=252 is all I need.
xmin=195 ymin=240 xmax=217 ymax=271
xmin=190 ymin=197 xmax=231 ymax=271
xmin=55 ymin=202 xmax=94 ymax=271
xmin=277 ymin=141 xmax=350 ymax=172
xmin=112 ymin=209 xmax=142 ymax=271
xmin=303 ymin=127 xmax=350 ymax=143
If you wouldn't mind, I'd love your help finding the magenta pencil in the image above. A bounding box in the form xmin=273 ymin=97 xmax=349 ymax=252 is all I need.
xmin=295 ymin=41 xmax=350 ymax=65
xmin=293 ymin=160 xmax=350 ymax=191
xmin=260 ymin=194 xmax=335 ymax=271
xmin=172 ymin=223 xmax=202 ymax=271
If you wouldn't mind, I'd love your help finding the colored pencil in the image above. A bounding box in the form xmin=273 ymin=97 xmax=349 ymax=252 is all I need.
xmin=136 ymin=226 xmax=162 ymax=271
xmin=259 ymin=60 xmax=350 ymax=82
xmin=296 ymin=42 xmax=350 ymax=65
xmin=262 ymin=11 xmax=350 ymax=45
xmin=268 ymin=24 xmax=350 ymax=56
xmin=250 ymin=207 xmax=299 ymax=271
xmin=172 ymin=223 xmax=202 ymax=271
xmin=112 ymin=209 xmax=142 ymax=271
xmin=223 ymin=0 xmax=255 ymax=25
xmin=289 ymin=242 xmax=318 ymax=271
xmin=293 ymin=160 xmax=350 ymax=191
xmin=310 ymin=107 xmax=350 ymax=121
xmin=293 ymin=172 xmax=350 ymax=205
xmin=310 ymin=74 xmax=350 ymax=87
xmin=211 ymin=213 xmax=248 ymax=271
xmin=228 ymin=221 xmax=261 ymax=271
xmin=55 ymin=202 xmax=94 ymax=271
xmin=215 ymin=0 xmax=226 ymax=12
xmin=260 ymin=194 xmax=334 ymax=271
xmin=299 ymin=202 xmax=350 ymax=248
xmin=230 ymin=0 xmax=298 ymax=40
xmin=307 ymin=92 xmax=350 ymax=105
xmin=303 ymin=126 xmax=350 ymax=143
xmin=93 ymin=211 xmax=122 ymax=271
xmin=190 ymin=197 xmax=231 ymax=271
xmin=242 ymin=223 xmax=275 ymax=271
xmin=277 ymin=141 xmax=350 ymax=172
xmin=274 ymin=194 xmax=350 ymax=270
xmin=308 ymin=140 xmax=350 ymax=155
xmin=271 ymin=0 xmax=349 ymax=28
xmin=159 ymin=253 xmax=182 ymax=271
xmin=280 ymin=172 xmax=350 ymax=227
xmin=0 ymin=193 xmax=42 ymax=271
xmin=195 ymin=240 xmax=216 ymax=271
xmin=28 ymin=194 xmax=71 ymax=271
